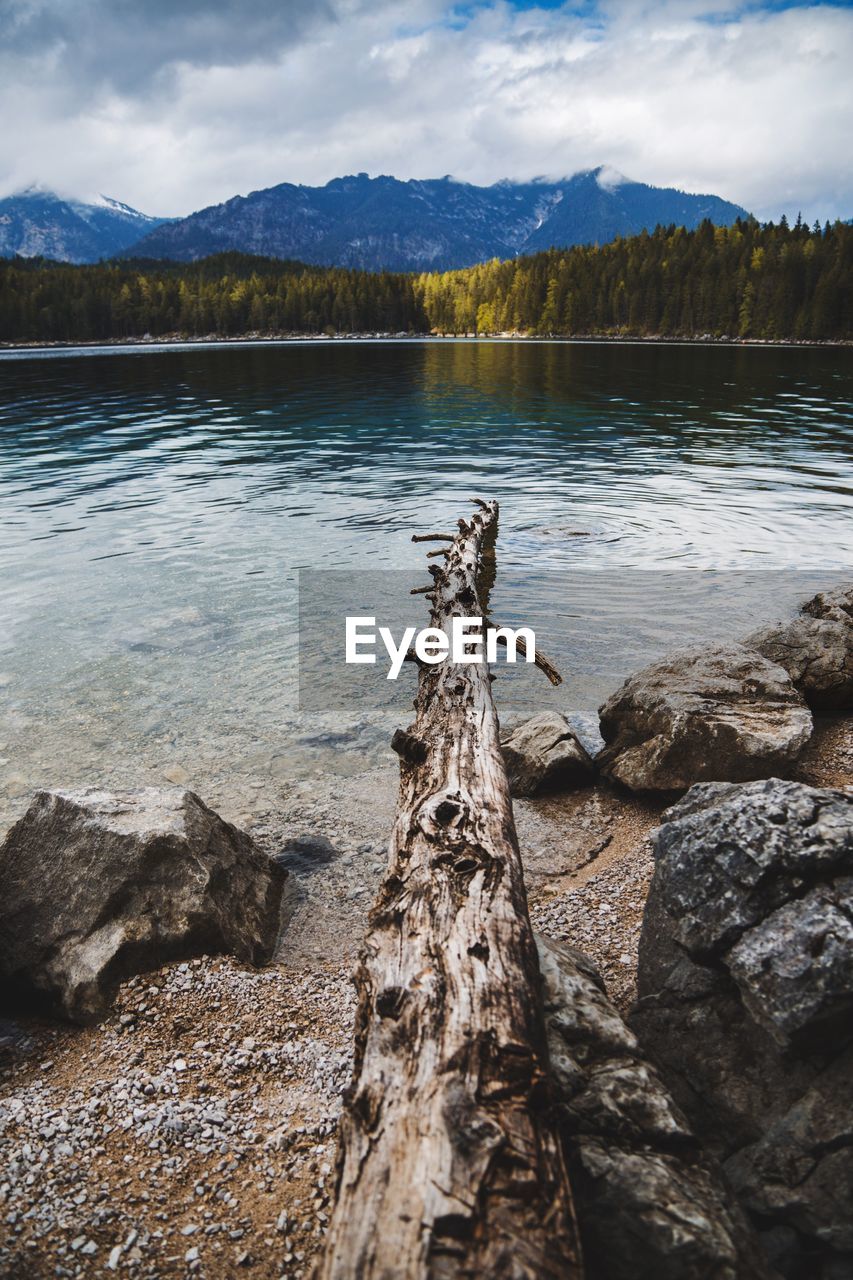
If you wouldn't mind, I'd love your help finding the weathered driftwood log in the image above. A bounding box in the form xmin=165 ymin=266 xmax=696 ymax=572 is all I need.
xmin=316 ymin=500 xmax=583 ymax=1279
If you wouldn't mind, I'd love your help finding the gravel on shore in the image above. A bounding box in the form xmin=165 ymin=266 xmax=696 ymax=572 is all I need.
xmin=1 ymin=716 xmax=849 ymax=1279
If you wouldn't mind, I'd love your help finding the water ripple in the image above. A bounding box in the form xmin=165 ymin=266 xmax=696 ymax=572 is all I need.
xmin=0 ymin=339 xmax=850 ymax=817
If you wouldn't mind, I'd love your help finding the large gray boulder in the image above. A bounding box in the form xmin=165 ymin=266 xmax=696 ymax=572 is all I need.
xmin=726 ymin=877 xmax=853 ymax=1047
xmin=724 ymin=1051 xmax=853 ymax=1263
xmin=596 ymin=644 xmax=812 ymax=792
xmin=538 ymin=936 xmax=772 ymax=1280
xmin=630 ymin=779 xmax=853 ymax=1279
xmin=501 ymin=711 xmax=594 ymax=796
xmin=0 ymin=788 xmax=286 ymax=1023
xmin=746 ymin=585 xmax=853 ymax=713
xmin=648 ymin=779 xmax=853 ymax=969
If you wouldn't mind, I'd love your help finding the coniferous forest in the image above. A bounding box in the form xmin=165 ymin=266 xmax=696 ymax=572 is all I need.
xmin=0 ymin=217 xmax=849 ymax=344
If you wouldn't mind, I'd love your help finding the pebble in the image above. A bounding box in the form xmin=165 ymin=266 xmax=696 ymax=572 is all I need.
xmin=530 ymin=839 xmax=655 ymax=1011
xmin=0 ymin=952 xmax=354 ymax=1278
xmin=0 ymin=762 xmax=708 ymax=1276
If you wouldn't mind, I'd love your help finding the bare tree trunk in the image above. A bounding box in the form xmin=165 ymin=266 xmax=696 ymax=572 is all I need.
xmin=315 ymin=500 xmax=583 ymax=1280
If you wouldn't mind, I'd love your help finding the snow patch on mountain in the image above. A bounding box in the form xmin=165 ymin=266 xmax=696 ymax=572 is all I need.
xmin=0 ymin=188 xmax=169 ymax=263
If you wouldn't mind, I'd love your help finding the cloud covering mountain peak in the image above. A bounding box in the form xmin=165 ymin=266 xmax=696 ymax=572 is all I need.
xmin=0 ymin=0 xmax=850 ymax=224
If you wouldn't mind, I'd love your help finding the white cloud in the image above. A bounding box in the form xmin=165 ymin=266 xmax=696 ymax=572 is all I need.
xmin=0 ymin=0 xmax=850 ymax=223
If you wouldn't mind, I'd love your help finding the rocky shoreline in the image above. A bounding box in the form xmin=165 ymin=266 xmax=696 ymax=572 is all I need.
xmin=0 ymin=766 xmax=654 ymax=1280
xmin=1 ymin=588 xmax=851 ymax=1279
xmin=2 ymin=334 xmax=852 ymax=353
xmin=1 ymin=718 xmax=849 ymax=1279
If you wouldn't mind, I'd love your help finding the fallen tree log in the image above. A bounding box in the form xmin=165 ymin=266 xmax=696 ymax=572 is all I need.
xmin=316 ymin=500 xmax=583 ymax=1280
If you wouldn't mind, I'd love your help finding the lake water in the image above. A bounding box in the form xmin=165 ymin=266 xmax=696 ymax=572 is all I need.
xmin=1 ymin=339 xmax=851 ymax=829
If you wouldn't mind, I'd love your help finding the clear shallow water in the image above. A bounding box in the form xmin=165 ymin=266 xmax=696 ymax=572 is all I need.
xmin=0 ymin=339 xmax=851 ymax=826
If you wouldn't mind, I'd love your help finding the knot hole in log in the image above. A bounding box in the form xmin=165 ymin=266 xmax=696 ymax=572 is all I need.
xmin=434 ymin=796 xmax=463 ymax=826
xmin=375 ymin=986 xmax=408 ymax=1021
xmin=390 ymin=727 xmax=427 ymax=765
xmin=420 ymin=792 xmax=470 ymax=844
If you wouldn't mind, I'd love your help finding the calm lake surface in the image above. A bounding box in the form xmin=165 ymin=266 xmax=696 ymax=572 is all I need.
xmin=1 ymin=339 xmax=851 ymax=827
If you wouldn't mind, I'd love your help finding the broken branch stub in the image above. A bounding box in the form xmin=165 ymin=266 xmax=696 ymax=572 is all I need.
xmin=315 ymin=500 xmax=582 ymax=1280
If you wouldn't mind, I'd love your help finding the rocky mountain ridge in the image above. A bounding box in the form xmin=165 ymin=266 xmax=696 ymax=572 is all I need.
xmin=127 ymin=168 xmax=749 ymax=270
xmin=0 ymin=168 xmax=749 ymax=268
xmin=0 ymin=187 xmax=169 ymax=264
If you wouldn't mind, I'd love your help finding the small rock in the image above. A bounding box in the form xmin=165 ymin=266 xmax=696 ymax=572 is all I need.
xmin=501 ymin=712 xmax=595 ymax=797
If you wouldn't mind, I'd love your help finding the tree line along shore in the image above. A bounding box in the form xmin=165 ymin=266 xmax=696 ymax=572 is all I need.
xmin=0 ymin=216 xmax=849 ymax=344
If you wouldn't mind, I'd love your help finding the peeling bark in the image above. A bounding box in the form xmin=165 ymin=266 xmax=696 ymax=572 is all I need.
xmin=315 ymin=501 xmax=583 ymax=1280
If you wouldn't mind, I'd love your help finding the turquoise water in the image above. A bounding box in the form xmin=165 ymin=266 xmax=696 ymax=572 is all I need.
xmin=0 ymin=339 xmax=851 ymax=823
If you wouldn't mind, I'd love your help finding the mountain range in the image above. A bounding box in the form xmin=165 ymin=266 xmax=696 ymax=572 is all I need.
xmin=128 ymin=169 xmax=749 ymax=271
xmin=0 ymin=187 xmax=169 ymax=264
xmin=1 ymin=169 xmax=749 ymax=270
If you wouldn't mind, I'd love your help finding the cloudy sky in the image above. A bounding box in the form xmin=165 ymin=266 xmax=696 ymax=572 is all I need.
xmin=1 ymin=0 xmax=851 ymax=223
